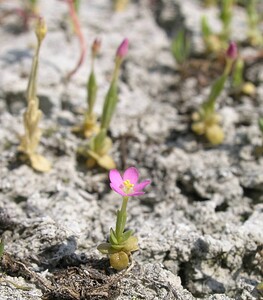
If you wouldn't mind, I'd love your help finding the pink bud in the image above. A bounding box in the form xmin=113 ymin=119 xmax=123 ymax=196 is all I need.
xmin=92 ymin=38 xmax=101 ymax=57
xmin=226 ymin=41 xmax=238 ymax=60
xmin=116 ymin=38 xmax=129 ymax=59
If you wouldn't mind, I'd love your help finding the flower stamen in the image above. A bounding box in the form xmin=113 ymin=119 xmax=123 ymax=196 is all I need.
xmin=122 ymin=179 xmax=134 ymax=193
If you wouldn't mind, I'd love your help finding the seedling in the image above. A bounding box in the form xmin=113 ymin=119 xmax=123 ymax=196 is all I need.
xmin=191 ymin=42 xmax=237 ymax=145
xmin=246 ymin=0 xmax=263 ymax=46
xmin=220 ymin=0 xmax=234 ymax=42
xmin=201 ymin=0 xmax=235 ymax=53
xmin=231 ymin=56 xmax=256 ymax=95
xmin=18 ymin=18 xmax=51 ymax=172
xmin=255 ymin=118 xmax=263 ymax=156
xmin=113 ymin=0 xmax=129 ymax=12
xmin=98 ymin=167 xmax=151 ymax=270
xmin=73 ymin=38 xmax=101 ymax=137
xmin=171 ymin=29 xmax=190 ymax=72
xmin=86 ymin=39 xmax=129 ymax=170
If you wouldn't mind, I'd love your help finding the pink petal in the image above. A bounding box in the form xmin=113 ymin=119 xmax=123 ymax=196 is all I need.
xmin=110 ymin=183 xmax=126 ymax=196
xmin=134 ymin=180 xmax=151 ymax=192
xmin=109 ymin=169 xmax=123 ymax=186
xmin=123 ymin=167 xmax=139 ymax=184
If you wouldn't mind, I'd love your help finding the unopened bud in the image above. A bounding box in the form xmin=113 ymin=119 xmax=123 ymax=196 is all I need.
xmin=35 ymin=17 xmax=47 ymax=43
xmin=205 ymin=124 xmax=224 ymax=145
xmin=226 ymin=41 xmax=238 ymax=60
xmin=116 ymin=38 xmax=129 ymax=59
xmin=92 ymin=38 xmax=101 ymax=58
xmin=242 ymin=82 xmax=256 ymax=95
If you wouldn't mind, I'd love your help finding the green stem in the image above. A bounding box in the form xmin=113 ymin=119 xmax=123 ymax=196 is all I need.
xmin=121 ymin=196 xmax=128 ymax=214
xmin=115 ymin=196 xmax=129 ymax=241
xmin=26 ymin=42 xmax=40 ymax=104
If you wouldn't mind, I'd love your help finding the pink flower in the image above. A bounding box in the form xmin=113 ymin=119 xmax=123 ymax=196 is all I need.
xmin=226 ymin=41 xmax=238 ymax=60
xmin=116 ymin=38 xmax=129 ymax=59
xmin=109 ymin=167 xmax=151 ymax=197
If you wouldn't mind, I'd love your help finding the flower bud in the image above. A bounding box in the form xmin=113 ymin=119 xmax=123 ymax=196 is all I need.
xmin=226 ymin=41 xmax=238 ymax=60
xmin=92 ymin=38 xmax=101 ymax=58
xmin=242 ymin=82 xmax=256 ymax=95
xmin=116 ymin=38 xmax=129 ymax=59
xmin=35 ymin=17 xmax=47 ymax=43
xmin=205 ymin=124 xmax=224 ymax=145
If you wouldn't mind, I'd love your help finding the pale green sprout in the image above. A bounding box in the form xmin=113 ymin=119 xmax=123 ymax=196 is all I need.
xmin=192 ymin=42 xmax=237 ymax=145
xmin=201 ymin=16 xmax=221 ymax=53
xmin=18 ymin=18 xmax=51 ymax=172
xmin=232 ymin=57 xmax=256 ymax=95
xmin=86 ymin=39 xmax=129 ymax=170
xmin=201 ymin=0 xmax=235 ymax=53
xmin=246 ymin=0 xmax=263 ymax=46
xmin=171 ymin=29 xmax=190 ymax=70
xmin=0 ymin=238 xmax=4 ymax=259
xmin=73 ymin=39 xmax=101 ymax=138
xmin=220 ymin=0 xmax=234 ymax=42
xmin=113 ymin=0 xmax=129 ymax=12
xmin=254 ymin=118 xmax=263 ymax=156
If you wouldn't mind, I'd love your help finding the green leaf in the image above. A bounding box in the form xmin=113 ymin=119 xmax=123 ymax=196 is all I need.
xmin=97 ymin=242 xmax=111 ymax=254
xmin=203 ymin=74 xmax=227 ymax=114
xmin=87 ymin=70 xmax=97 ymax=115
xmin=110 ymin=244 xmax=124 ymax=250
xmin=0 ymin=238 xmax=4 ymax=258
xmin=258 ymin=118 xmax=263 ymax=133
xmin=257 ymin=282 xmax=263 ymax=294
xmin=120 ymin=229 xmax=133 ymax=243
xmin=109 ymin=228 xmax=119 ymax=245
xmin=232 ymin=58 xmax=244 ymax=89
xmin=100 ymin=80 xmax=118 ymax=130
xmin=171 ymin=29 xmax=190 ymax=65
xmin=201 ymin=16 xmax=212 ymax=39
xmin=94 ymin=129 xmax=107 ymax=153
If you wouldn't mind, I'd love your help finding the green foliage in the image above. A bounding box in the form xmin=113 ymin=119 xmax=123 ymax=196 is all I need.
xmin=100 ymin=80 xmax=118 ymax=130
xmin=87 ymin=70 xmax=97 ymax=116
xmin=171 ymin=29 xmax=190 ymax=66
xmin=220 ymin=0 xmax=234 ymax=41
xmin=258 ymin=118 xmax=263 ymax=133
xmin=246 ymin=0 xmax=263 ymax=46
xmin=0 ymin=239 xmax=4 ymax=258
xmin=203 ymin=74 xmax=227 ymax=114
xmin=201 ymin=16 xmax=212 ymax=41
xmin=232 ymin=57 xmax=244 ymax=89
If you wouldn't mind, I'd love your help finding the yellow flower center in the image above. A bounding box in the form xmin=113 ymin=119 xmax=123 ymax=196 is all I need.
xmin=123 ymin=179 xmax=134 ymax=193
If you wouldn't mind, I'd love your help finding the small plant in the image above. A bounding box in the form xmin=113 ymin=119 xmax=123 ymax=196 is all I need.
xmin=171 ymin=29 xmax=190 ymax=71
xmin=255 ymin=117 xmax=263 ymax=156
xmin=85 ymin=39 xmax=129 ymax=170
xmin=18 ymin=17 xmax=51 ymax=172
xmin=98 ymin=167 xmax=151 ymax=271
xmin=0 ymin=238 xmax=4 ymax=259
xmin=246 ymin=0 xmax=263 ymax=46
xmin=113 ymin=0 xmax=129 ymax=12
xmin=73 ymin=38 xmax=101 ymax=138
xmin=191 ymin=42 xmax=237 ymax=145
xmin=231 ymin=56 xmax=256 ymax=95
xmin=220 ymin=0 xmax=234 ymax=42
xmin=201 ymin=0 xmax=235 ymax=53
